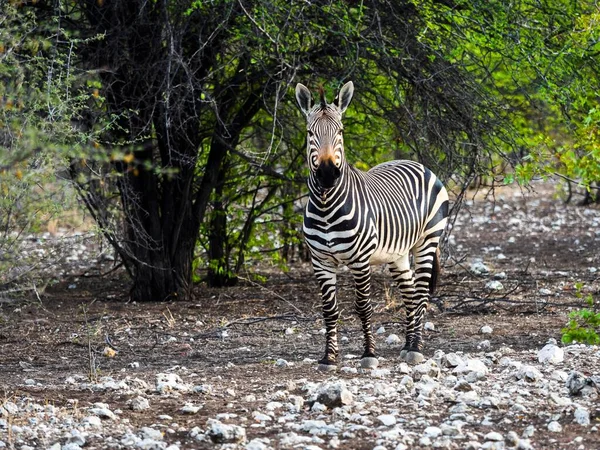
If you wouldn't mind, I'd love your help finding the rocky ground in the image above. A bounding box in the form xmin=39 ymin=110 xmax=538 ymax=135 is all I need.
xmin=1 ymin=181 xmax=599 ymax=450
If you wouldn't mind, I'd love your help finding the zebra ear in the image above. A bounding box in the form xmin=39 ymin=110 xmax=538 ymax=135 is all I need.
xmin=336 ymin=81 xmax=354 ymax=114
xmin=295 ymin=83 xmax=312 ymax=116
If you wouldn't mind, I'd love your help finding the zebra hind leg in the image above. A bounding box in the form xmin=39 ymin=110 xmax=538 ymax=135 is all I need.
xmin=404 ymin=242 xmax=440 ymax=364
xmin=389 ymin=255 xmax=424 ymax=364
xmin=350 ymin=263 xmax=378 ymax=369
xmin=313 ymin=261 xmax=340 ymax=371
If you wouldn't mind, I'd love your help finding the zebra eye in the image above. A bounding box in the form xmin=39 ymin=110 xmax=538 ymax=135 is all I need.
xmin=307 ymin=130 xmax=315 ymax=137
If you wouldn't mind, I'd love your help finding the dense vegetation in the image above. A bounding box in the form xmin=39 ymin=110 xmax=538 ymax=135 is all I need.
xmin=1 ymin=0 xmax=599 ymax=302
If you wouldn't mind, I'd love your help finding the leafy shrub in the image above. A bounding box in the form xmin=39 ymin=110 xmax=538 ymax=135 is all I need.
xmin=561 ymin=285 xmax=600 ymax=345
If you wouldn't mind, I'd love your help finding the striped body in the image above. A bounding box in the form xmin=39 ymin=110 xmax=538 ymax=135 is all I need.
xmin=296 ymin=81 xmax=449 ymax=368
xmin=305 ymin=160 xmax=447 ymax=267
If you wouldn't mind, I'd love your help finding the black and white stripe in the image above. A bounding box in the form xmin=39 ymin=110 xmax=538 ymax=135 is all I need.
xmin=296 ymin=81 xmax=449 ymax=369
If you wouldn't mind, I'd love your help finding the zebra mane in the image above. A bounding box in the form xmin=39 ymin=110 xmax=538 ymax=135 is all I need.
xmin=318 ymin=85 xmax=327 ymax=108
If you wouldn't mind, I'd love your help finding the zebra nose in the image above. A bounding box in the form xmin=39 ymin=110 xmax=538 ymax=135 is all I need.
xmin=315 ymin=159 xmax=341 ymax=188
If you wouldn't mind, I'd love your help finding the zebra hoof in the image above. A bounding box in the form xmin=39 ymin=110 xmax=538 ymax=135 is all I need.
xmin=318 ymin=363 xmax=337 ymax=372
xmin=404 ymin=351 xmax=424 ymax=365
xmin=360 ymin=357 xmax=379 ymax=369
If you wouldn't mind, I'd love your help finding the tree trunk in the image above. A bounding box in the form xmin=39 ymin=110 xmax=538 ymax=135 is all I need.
xmin=207 ymin=159 xmax=237 ymax=287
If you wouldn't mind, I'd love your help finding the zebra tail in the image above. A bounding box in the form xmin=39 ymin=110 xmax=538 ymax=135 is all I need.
xmin=429 ymin=248 xmax=441 ymax=296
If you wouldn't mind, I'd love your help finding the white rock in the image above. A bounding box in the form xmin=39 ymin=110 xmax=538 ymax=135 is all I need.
xmin=538 ymin=344 xmax=564 ymax=364
xmin=376 ymin=326 xmax=386 ymax=334
xmin=82 ymin=416 xmax=103 ymax=428
xmin=493 ymin=272 xmax=507 ymax=280
xmin=574 ymin=408 xmax=590 ymax=426
xmin=470 ymin=261 xmax=490 ymax=275
xmin=424 ymin=322 xmax=435 ymax=331
xmin=206 ymin=419 xmax=246 ymax=443
xmin=180 ymin=404 xmax=201 ymax=414
xmin=485 ymin=280 xmax=504 ymax=291
xmin=140 ymin=427 xmax=163 ymax=440
xmin=130 ymin=396 xmax=150 ymax=411
xmin=156 ymin=373 xmax=190 ymax=393
xmin=538 ymin=288 xmax=552 ymax=296
xmin=88 ymin=407 xmax=116 ymax=420
xmin=252 ymin=411 xmax=272 ymax=422
xmin=441 ymin=353 xmax=464 ymax=368
xmin=515 ymin=365 xmax=543 ymax=382
xmin=413 ymin=360 xmax=440 ymax=380
xmin=423 ymin=426 xmax=442 ymax=438
xmin=1 ymin=402 xmax=18 ymax=415
xmin=453 ymin=358 xmax=489 ymax=379
xmin=316 ymin=381 xmax=353 ymax=407
xmin=377 ymin=414 xmax=397 ymax=426
xmin=386 ymin=334 xmax=401 ymax=345
xmin=275 ymin=359 xmax=289 ymax=368
xmin=480 ymin=326 xmax=493 ymax=334
xmin=547 ymin=421 xmax=562 ymax=432
xmin=567 ymin=371 xmax=589 ymax=395
xmin=484 ymin=431 xmax=503 ymax=441
xmin=245 ymin=438 xmax=271 ymax=450
xmin=522 ymin=425 xmax=535 ymax=438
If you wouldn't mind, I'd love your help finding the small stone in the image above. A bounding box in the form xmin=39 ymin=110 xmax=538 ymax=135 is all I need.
xmin=478 ymin=340 xmax=491 ymax=350
xmin=140 ymin=427 xmax=163 ymax=440
xmin=88 ymin=406 xmax=116 ymax=420
xmin=103 ymin=346 xmax=117 ymax=358
xmin=484 ymin=431 xmax=503 ymax=441
xmin=515 ymin=365 xmax=542 ymax=382
xmin=453 ymin=358 xmax=488 ymax=379
xmin=485 ymin=280 xmax=504 ymax=291
xmin=470 ymin=261 xmax=489 ymax=275
xmin=424 ymin=322 xmax=435 ymax=331
xmin=424 ymin=426 xmax=442 ymax=438
xmin=506 ymin=431 xmax=519 ymax=446
xmin=206 ymin=419 xmax=246 ymax=443
xmin=1 ymin=402 xmax=18 ymax=415
xmin=574 ymin=408 xmax=590 ymax=426
xmin=377 ymin=414 xmax=397 ymax=426
xmin=275 ymin=359 xmax=289 ymax=368
xmin=82 ymin=416 xmax=102 ymax=428
xmin=441 ymin=353 xmax=464 ymax=368
xmin=311 ymin=402 xmax=327 ymax=413
xmin=180 ymin=404 xmax=201 ymax=414
xmin=538 ymin=344 xmax=564 ymax=364
xmin=547 ymin=421 xmax=562 ymax=432
xmin=246 ymin=438 xmax=271 ymax=450
xmin=539 ymin=288 xmax=552 ymax=296
xmin=480 ymin=325 xmax=493 ymax=334
xmin=567 ymin=371 xmax=589 ymax=396
xmin=493 ymin=272 xmax=507 ymax=280
xmin=376 ymin=326 xmax=386 ymax=334
xmin=386 ymin=334 xmax=401 ymax=345
xmin=413 ymin=360 xmax=440 ymax=380
xmin=252 ymin=411 xmax=272 ymax=422
xmin=316 ymin=382 xmax=353 ymax=408
xmin=517 ymin=439 xmax=534 ymax=450
xmin=454 ymin=380 xmax=473 ymax=392
xmin=522 ymin=425 xmax=535 ymax=438
xmin=156 ymin=373 xmax=189 ymax=393
xmin=130 ymin=396 xmax=150 ymax=411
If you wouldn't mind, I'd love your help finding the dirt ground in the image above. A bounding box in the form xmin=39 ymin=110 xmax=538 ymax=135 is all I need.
xmin=1 ymin=181 xmax=599 ymax=449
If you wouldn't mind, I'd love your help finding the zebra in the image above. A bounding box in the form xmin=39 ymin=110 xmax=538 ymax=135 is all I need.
xmin=295 ymin=81 xmax=449 ymax=370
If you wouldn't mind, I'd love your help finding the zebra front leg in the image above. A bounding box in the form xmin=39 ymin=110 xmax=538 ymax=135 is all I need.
xmin=313 ymin=260 xmax=340 ymax=371
xmin=350 ymin=263 xmax=378 ymax=369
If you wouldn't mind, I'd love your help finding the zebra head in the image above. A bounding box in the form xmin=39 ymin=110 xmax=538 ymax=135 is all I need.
xmin=295 ymin=81 xmax=354 ymax=190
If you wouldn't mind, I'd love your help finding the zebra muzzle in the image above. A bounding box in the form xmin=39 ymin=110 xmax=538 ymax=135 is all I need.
xmin=315 ymin=159 xmax=341 ymax=189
